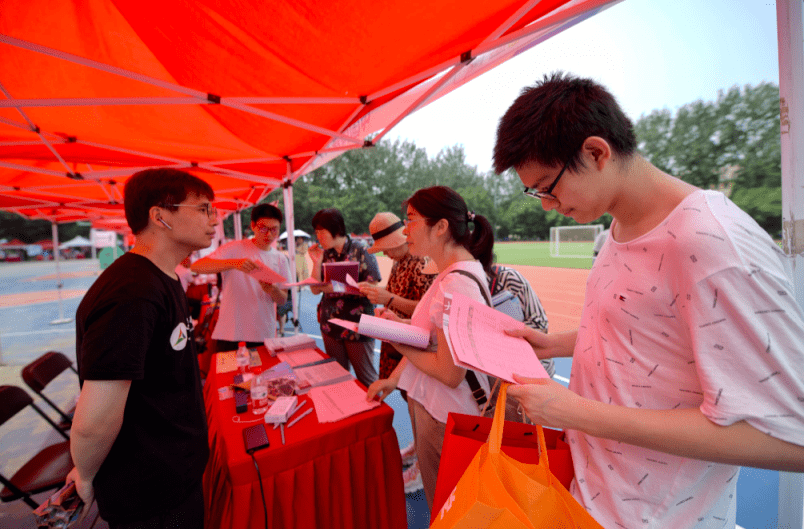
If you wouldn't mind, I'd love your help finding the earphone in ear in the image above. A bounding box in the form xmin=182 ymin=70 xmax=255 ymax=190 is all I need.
xmin=158 ymin=218 xmax=173 ymax=230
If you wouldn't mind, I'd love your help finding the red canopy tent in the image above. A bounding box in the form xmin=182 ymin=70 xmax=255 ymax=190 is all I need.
xmin=1 ymin=1 xmax=803 ymax=522
xmin=0 ymin=0 xmax=623 ymax=326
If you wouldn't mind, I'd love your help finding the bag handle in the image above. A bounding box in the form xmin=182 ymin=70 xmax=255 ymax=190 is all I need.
xmin=487 ymin=382 xmax=551 ymax=470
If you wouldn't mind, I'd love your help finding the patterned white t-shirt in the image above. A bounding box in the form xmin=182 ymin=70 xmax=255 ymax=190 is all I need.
xmin=209 ymin=239 xmax=291 ymax=342
xmin=569 ymin=190 xmax=804 ymax=528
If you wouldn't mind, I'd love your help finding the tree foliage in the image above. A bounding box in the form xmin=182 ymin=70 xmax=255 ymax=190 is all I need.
xmin=635 ymin=82 xmax=781 ymax=234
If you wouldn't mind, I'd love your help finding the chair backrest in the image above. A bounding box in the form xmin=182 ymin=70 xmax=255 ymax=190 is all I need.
xmin=21 ymin=352 xmax=74 ymax=393
xmin=0 ymin=385 xmax=72 ymax=509
xmin=0 ymin=385 xmax=69 ymax=440
xmin=0 ymin=385 xmax=33 ymax=425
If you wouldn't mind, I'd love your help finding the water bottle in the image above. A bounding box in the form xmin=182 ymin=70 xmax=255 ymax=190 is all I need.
xmin=236 ymin=341 xmax=250 ymax=375
xmin=251 ymin=372 xmax=269 ymax=415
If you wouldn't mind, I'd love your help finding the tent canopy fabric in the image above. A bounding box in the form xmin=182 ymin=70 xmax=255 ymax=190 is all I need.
xmin=0 ymin=0 xmax=621 ymax=225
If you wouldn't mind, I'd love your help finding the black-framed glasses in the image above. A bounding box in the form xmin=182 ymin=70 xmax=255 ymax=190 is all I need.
xmin=254 ymin=224 xmax=280 ymax=234
xmin=160 ymin=203 xmax=218 ymax=219
xmin=523 ymin=160 xmax=570 ymax=200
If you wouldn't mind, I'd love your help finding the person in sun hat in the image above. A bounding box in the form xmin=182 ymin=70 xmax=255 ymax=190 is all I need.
xmin=358 ymin=212 xmax=436 ymax=493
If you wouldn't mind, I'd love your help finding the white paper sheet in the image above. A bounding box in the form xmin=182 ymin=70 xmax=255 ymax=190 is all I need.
xmin=328 ymin=315 xmax=429 ymax=349
xmin=246 ymin=260 xmax=287 ymax=284
xmin=280 ymin=276 xmax=328 ymax=288
xmin=293 ymin=359 xmax=354 ymax=387
xmin=215 ymin=351 xmax=237 ymax=374
xmin=276 ymin=349 xmax=326 ymax=367
xmin=308 ymin=380 xmax=380 ymax=423
xmin=444 ymin=292 xmax=549 ymax=382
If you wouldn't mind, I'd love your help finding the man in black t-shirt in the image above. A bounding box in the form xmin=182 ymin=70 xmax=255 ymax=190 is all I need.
xmin=67 ymin=168 xmax=218 ymax=528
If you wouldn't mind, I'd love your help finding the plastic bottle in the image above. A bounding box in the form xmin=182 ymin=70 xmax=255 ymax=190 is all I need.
xmin=251 ymin=372 xmax=269 ymax=415
xmin=236 ymin=341 xmax=250 ymax=375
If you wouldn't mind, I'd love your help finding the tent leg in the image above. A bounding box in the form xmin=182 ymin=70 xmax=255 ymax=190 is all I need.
xmin=777 ymin=0 xmax=804 ymax=527
xmin=50 ymin=222 xmax=74 ymax=325
xmin=282 ymin=164 xmax=300 ymax=334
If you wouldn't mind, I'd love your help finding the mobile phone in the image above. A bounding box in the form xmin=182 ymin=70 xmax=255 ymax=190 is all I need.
xmin=243 ymin=424 xmax=271 ymax=454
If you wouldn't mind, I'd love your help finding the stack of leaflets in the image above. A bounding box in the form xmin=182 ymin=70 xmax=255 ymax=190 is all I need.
xmin=308 ymin=380 xmax=380 ymax=423
xmin=264 ymin=334 xmax=317 ymax=356
xmin=442 ymin=292 xmax=550 ymax=383
xmin=293 ymin=358 xmax=354 ymax=389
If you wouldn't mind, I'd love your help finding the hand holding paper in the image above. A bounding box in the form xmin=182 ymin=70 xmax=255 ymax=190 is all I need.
xmin=329 ymin=315 xmax=429 ymax=349
xmin=443 ymin=292 xmax=549 ymax=383
xmin=246 ymin=260 xmax=287 ymax=284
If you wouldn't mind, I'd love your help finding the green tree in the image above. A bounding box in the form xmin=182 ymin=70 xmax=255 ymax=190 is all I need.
xmin=635 ymin=82 xmax=782 ymax=234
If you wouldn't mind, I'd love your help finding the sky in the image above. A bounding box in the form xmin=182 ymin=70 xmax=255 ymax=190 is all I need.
xmin=387 ymin=0 xmax=781 ymax=173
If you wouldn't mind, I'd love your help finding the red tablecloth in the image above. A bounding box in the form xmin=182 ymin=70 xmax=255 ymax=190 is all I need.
xmin=202 ymin=348 xmax=407 ymax=529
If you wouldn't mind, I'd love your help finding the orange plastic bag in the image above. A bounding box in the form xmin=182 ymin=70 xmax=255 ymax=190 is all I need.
xmin=430 ymin=383 xmax=603 ymax=529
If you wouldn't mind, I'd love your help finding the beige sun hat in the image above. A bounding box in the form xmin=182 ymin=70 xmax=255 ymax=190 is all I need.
xmin=367 ymin=212 xmax=407 ymax=254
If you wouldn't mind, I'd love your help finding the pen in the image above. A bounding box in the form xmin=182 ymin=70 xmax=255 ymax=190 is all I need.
xmin=286 ymin=407 xmax=313 ymax=428
xmin=280 ymin=423 xmax=286 ymax=445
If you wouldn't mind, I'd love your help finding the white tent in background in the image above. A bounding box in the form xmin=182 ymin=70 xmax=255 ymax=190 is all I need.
xmin=58 ymin=235 xmax=93 ymax=249
xmin=278 ymin=229 xmax=311 ymax=241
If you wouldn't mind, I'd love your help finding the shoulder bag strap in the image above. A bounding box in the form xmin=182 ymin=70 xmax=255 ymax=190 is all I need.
xmin=446 ymin=268 xmax=491 ymax=408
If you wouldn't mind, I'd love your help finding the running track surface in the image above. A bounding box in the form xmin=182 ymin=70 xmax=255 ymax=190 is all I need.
xmin=1 ymin=257 xmax=588 ymax=334
xmin=375 ymin=256 xmax=587 ymax=333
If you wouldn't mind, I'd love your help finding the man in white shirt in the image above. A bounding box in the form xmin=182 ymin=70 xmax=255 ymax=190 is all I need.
xmin=192 ymin=204 xmax=290 ymax=351
xmin=493 ymin=72 xmax=804 ymax=528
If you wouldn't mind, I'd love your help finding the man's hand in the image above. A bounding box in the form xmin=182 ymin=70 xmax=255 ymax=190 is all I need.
xmin=234 ymin=259 xmax=259 ymax=273
xmin=507 ymin=375 xmax=586 ymax=430
xmin=66 ymin=467 xmax=94 ymax=514
xmin=504 ymin=327 xmax=568 ymax=360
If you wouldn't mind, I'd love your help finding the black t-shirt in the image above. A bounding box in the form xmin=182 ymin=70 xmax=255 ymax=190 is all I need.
xmin=76 ymin=252 xmax=209 ymax=524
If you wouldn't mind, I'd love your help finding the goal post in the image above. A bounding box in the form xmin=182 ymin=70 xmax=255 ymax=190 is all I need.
xmin=550 ymin=225 xmax=604 ymax=258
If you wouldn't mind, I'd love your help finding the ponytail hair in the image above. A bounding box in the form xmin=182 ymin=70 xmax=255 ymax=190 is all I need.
xmin=403 ymin=186 xmax=495 ymax=275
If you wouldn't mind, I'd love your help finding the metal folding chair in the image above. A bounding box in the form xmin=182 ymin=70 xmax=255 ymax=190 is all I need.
xmin=21 ymin=351 xmax=79 ymax=431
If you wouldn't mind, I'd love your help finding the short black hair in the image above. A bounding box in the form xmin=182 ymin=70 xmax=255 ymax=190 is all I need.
xmin=124 ymin=168 xmax=214 ymax=235
xmin=250 ymin=203 xmax=283 ymax=225
xmin=311 ymin=208 xmax=346 ymax=238
xmin=493 ymin=71 xmax=637 ymax=174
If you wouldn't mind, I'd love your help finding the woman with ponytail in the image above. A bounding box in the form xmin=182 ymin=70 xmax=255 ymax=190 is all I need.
xmin=365 ymin=185 xmax=495 ymax=508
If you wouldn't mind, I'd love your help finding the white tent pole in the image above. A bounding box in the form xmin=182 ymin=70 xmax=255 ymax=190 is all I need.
xmin=776 ymin=1 xmax=804 ymax=527
xmin=234 ymin=211 xmax=243 ymax=241
xmin=50 ymin=222 xmax=73 ymax=325
xmin=282 ymin=160 xmax=299 ymax=333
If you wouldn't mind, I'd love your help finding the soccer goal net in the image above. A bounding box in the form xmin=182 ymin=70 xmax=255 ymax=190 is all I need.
xmin=550 ymin=225 xmax=604 ymax=258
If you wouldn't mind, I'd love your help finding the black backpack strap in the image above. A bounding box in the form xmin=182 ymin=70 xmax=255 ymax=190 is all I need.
xmin=447 ymin=269 xmax=492 ymax=306
xmin=446 ymin=268 xmax=491 ymax=408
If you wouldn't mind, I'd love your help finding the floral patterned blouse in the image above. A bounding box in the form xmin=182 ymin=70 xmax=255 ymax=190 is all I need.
xmin=385 ymin=253 xmax=435 ymax=318
xmin=317 ymin=236 xmax=381 ymax=341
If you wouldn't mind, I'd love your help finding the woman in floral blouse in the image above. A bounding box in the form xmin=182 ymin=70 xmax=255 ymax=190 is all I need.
xmin=309 ymin=208 xmax=381 ymax=388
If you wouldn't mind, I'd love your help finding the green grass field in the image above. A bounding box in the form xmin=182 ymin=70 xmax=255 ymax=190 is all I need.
xmin=493 ymin=241 xmax=594 ymax=269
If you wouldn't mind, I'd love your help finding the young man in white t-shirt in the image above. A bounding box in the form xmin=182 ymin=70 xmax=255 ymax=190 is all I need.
xmin=493 ymin=72 xmax=804 ymax=528
xmin=192 ymin=204 xmax=290 ymax=351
